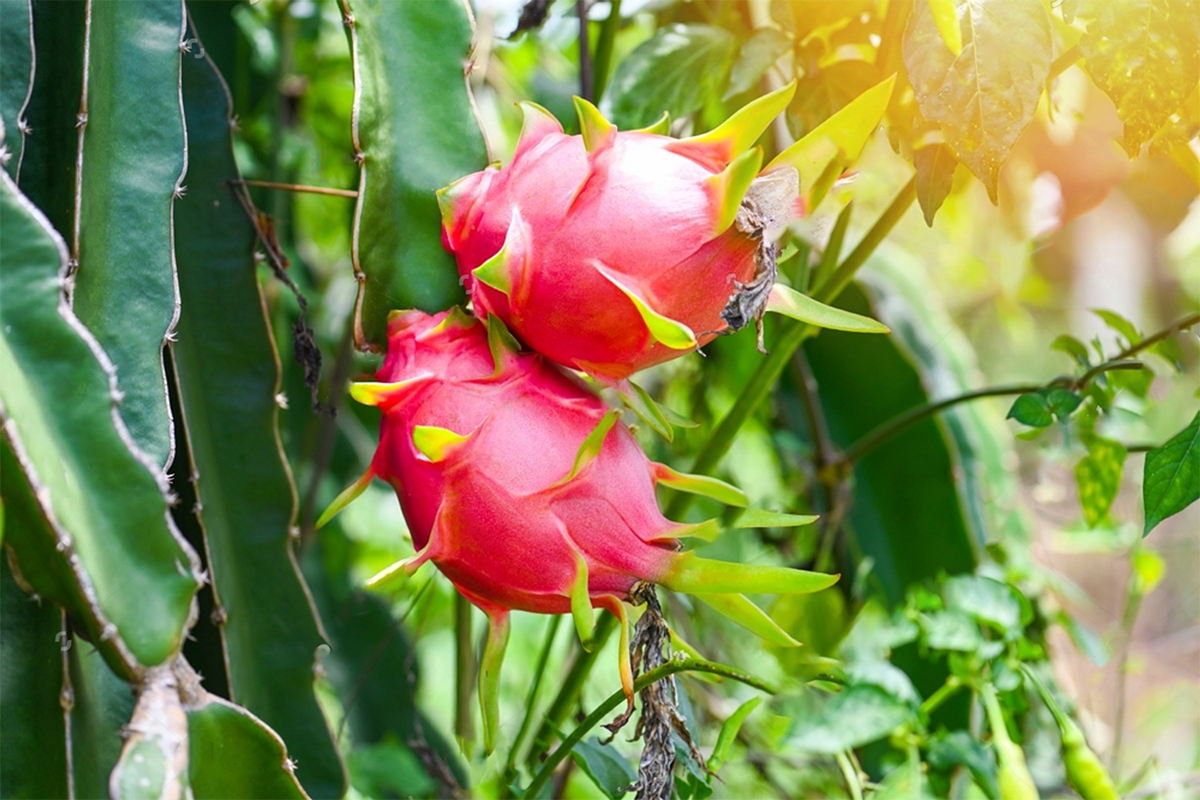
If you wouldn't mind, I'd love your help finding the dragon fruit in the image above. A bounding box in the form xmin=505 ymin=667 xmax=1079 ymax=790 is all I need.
xmin=319 ymin=308 xmax=836 ymax=750
xmin=437 ymin=83 xmax=808 ymax=380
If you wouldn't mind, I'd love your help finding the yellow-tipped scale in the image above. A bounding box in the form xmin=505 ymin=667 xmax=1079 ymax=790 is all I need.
xmin=411 ymin=425 xmax=472 ymax=463
xmin=707 ymin=147 xmax=763 ymax=235
xmin=665 ymin=80 xmax=796 ymax=164
xmin=592 ymin=262 xmax=697 ymax=350
xmin=573 ymin=96 xmax=617 ymax=153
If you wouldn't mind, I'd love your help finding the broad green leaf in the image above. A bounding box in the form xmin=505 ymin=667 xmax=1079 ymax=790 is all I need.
xmin=0 ymin=146 xmax=199 ymax=676
xmin=767 ymin=283 xmax=890 ymax=333
xmin=345 ymin=0 xmax=487 ymax=345
xmin=904 ymin=0 xmax=1051 ymax=201
xmin=71 ymin=0 xmax=185 ymax=469
xmin=724 ymin=27 xmax=792 ymax=100
xmin=0 ymin=0 xmax=33 ymax=179
xmin=768 ymin=74 xmax=895 ymax=194
xmin=174 ymin=34 xmax=345 ymax=799
xmin=1143 ymin=410 xmax=1200 ymax=535
xmin=1079 ymin=0 xmax=1200 ymax=155
xmin=919 ymin=611 xmax=984 ymax=651
xmin=942 ymin=576 xmax=1021 ymax=634
xmin=913 ymin=143 xmax=957 ymax=226
xmin=707 ymin=697 xmax=762 ymax=772
xmin=603 ymin=23 xmax=738 ymax=129
xmin=1075 ymin=438 xmax=1127 ymax=527
xmin=303 ymin=537 xmax=465 ymax=791
xmin=187 ymin=695 xmax=308 ymax=800
xmin=791 ymin=61 xmax=883 ymax=135
xmin=1092 ymin=308 xmax=1141 ymax=348
xmin=17 ymin=0 xmax=85 ymax=237
xmin=788 ymin=684 xmax=915 ymax=753
xmin=1051 ymin=334 xmax=1091 ymax=368
xmin=570 ymin=737 xmax=636 ymax=800
xmin=0 ymin=554 xmax=68 ymax=799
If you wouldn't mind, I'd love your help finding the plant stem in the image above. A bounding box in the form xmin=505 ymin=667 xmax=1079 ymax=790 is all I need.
xmin=836 ymin=750 xmax=865 ymax=800
xmin=234 ymin=178 xmax=358 ymax=198
xmin=522 ymin=658 xmax=775 ymax=799
xmin=1109 ymin=312 xmax=1200 ymax=362
xmin=919 ymin=675 xmax=963 ymax=717
xmin=526 ymin=611 xmax=618 ymax=770
xmin=591 ymin=0 xmax=620 ymax=103
xmin=454 ymin=594 xmax=474 ymax=743
xmin=502 ymin=615 xmax=563 ymax=795
xmin=666 ymin=176 xmax=916 ymax=519
xmin=1110 ymin=548 xmax=1148 ymax=781
xmin=576 ymin=0 xmax=592 ymax=102
xmin=839 ymin=384 xmax=1044 ymax=465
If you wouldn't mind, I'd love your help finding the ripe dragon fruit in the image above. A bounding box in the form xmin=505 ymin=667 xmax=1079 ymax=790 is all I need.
xmin=319 ymin=309 xmax=836 ymax=750
xmin=438 ymin=83 xmax=812 ymax=380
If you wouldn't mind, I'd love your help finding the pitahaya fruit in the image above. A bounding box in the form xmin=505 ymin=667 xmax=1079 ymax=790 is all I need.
xmin=319 ymin=308 xmax=836 ymax=750
xmin=438 ymin=84 xmax=813 ymax=380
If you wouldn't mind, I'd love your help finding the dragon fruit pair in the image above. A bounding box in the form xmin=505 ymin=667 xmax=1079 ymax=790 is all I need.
xmin=321 ymin=310 xmax=835 ymax=750
xmin=323 ymin=85 xmax=885 ymax=750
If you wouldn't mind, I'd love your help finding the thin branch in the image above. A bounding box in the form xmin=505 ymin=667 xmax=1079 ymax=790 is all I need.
xmin=502 ymin=615 xmax=563 ymax=796
xmin=523 ymin=658 xmax=775 ymax=799
xmin=576 ymin=0 xmax=593 ymax=102
xmin=836 ymin=313 xmax=1200 ymax=466
xmin=836 ymin=751 xmax=864 ymax=800
xmin=235 ymin=178 xmax=358 ymax=198
xmin=839 ymin=384 xmax=1044 ymax=465
xmin=1049 ymin=44 xmax=1081 ymax=81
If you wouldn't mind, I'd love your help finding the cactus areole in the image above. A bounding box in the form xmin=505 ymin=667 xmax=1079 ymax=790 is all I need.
xmin=320 ymin=309 xmax=835 ymax=750
xmin=438 ymin=84 xmax=804 ymax=380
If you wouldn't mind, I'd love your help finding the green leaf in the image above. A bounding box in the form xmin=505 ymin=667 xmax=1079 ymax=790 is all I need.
xmin=603 ymin=23 xmax=738 ymax=129
xmin=903 ymin=0 xmax=1051 ymax=201
xmin=71 ymin=0 xmax=185 ymax=468
xmin=187 ymin=694 xmax=308 ymax=800
xmin=1075 ymin=438 xmax=1128 ymax=527
xmin=767 ymin=283 xmax=891 ymax=333
xmin=919 ymin=611 xmax=984 ymax=652
xmin=1007 ymin=388 xmax=1081 ymax=427
xmin=942 ymin=576 xmax=1022 ymax=634
xmin=1142 ymin=410 xmax=1200 ymax=535
xmin=0 ymin=144 xmax=199 ymax=676
xmin=345 ymin=0 xmax=487 ymax=345
xmin=724 ymin=27 xmax=792 ymax=100
xmin=0 ymin=0 xmax=33 ymax=179
xmin=0 ymin=554 xmax=69 ymax=799
xmin=788 ymin=684 xmax=915 ymax=753
xmin=174 ymin=34 xmax=345 ymax=799
xmin=733 ymin=509 xmax=819 ymax=529
xmin=707 ymin=697 xmax=762 ymax=772
xmin=1092 ymin=308 xmax=1141 ymax=348
xmin=570 ymin=737 xmax=636 ymax=800
xmin=1079 ymin=0 xmax=1200 ymax=155
xmin=1051 ymin=334 xmax=1092 ymax=368
xmin=913 ymin=143 xmax=957 ymax=226
xmin=17 ymin=0 xmax=85 ymax=238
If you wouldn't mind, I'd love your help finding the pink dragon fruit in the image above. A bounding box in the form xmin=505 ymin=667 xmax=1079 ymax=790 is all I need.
xmin=437 ymin=84 xmax=807 ymax=380
xmin=319 ymin=308 xmax=836 ymax=750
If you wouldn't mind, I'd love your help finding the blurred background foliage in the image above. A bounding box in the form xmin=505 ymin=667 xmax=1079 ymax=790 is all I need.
xmin=1 ymin=0 xmax=1197 ymax=798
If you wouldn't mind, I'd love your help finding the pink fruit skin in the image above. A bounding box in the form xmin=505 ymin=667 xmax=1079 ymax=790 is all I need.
xmin=440 ymin=122 xmax=759 ymax=380
xmin=367 ymin=309 xmax=688 ymax=618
